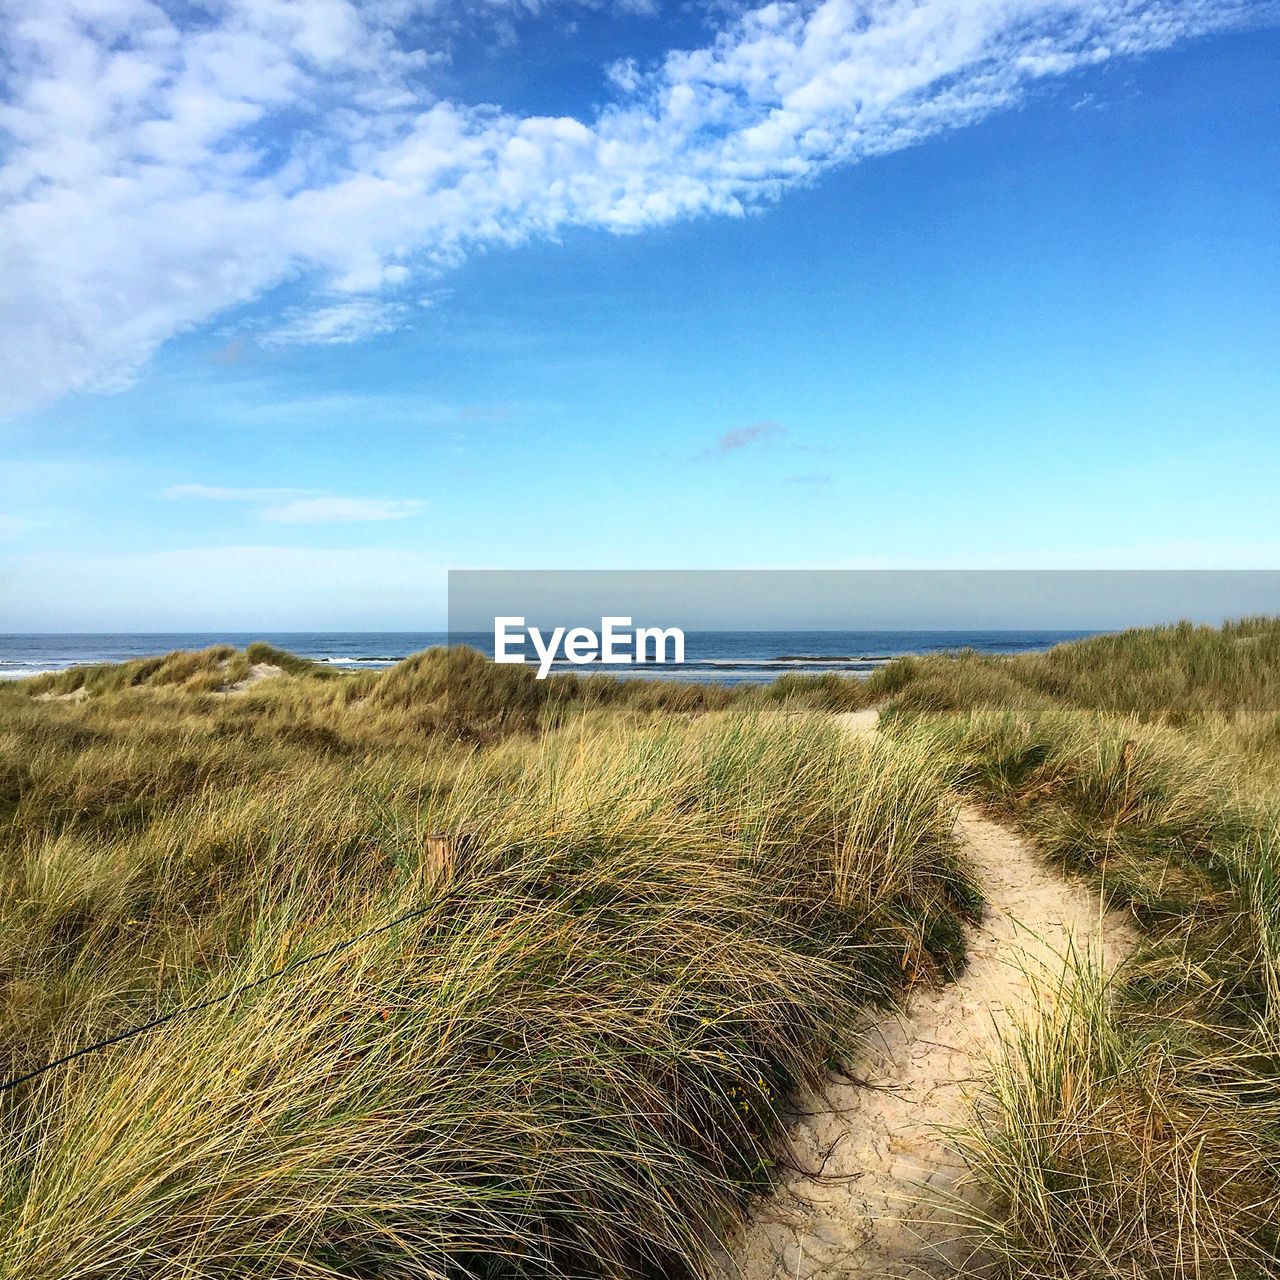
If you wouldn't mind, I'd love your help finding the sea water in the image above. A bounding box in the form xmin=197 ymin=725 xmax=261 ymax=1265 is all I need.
xmin=0 ymin=629 xmax=1100 ymax=685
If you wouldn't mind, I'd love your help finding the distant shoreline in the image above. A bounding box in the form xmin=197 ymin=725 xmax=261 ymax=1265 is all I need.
xmin=0 ymin=629 xmax=1102 ymax=685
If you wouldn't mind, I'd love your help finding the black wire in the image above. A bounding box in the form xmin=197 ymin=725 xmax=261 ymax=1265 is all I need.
xmin=0 ymin=892 xmax=462 ymax=1097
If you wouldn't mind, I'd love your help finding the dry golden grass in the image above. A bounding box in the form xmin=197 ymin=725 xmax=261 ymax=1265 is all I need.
xmin=881 ymin=618 xmax=1280 ymax=1279
xmin=0 ymin=653 xmax=966 ymax=1280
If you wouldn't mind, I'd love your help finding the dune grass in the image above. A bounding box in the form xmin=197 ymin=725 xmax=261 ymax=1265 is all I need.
xmin=20 ymin=622 xmax=1278 ymax=1278
xmin=0 ymin=655 xmax=969 ymax=1280
xmin=879 ymin=617 xmax=1280 ymax=1278
xmin=959 ymin=945 xmax=1280 ymax=1280
xmin=880 ymin=615 xmax=1280 ymax=724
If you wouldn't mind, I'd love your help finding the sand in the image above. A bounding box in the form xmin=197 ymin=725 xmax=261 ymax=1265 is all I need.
xmin=33 ymin=687 xmax=89 ymax=702
xmin=220 ymin=662 xmax=284 ymax=693
xmin=29 ymin=662 xmax=285 ymax=700
xmin=715 ymin=708 xmax=1138 ymax=1279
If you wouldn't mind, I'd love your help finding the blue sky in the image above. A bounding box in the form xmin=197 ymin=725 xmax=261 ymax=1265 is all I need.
xmin=1 ymin=0 xmax=1277 ymax=629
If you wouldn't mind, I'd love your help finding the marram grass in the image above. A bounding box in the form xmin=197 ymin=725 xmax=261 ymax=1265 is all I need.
xmin=882 ymin=617 xmax=1280 ymax=1279
xmin=959 ymin=944 xmax=1280 ymax=1280
xmin=0 ymin=660 xmax=970 ymax=1280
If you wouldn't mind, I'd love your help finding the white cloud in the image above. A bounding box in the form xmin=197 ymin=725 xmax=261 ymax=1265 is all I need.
xmin=162 ymin=483 xmax=307 ymax=501
xmin=164 ymin=483 xmax=425 ymax=522
xmin=0 ymin=0 xmax=1269 ymax=417
xmin=260 ymin=297 xmax=411 ymax=346
xmin=261 ymin=496 xmax=426 ymax=521
xmin=0 ymin=513 xmax=42 ymax=535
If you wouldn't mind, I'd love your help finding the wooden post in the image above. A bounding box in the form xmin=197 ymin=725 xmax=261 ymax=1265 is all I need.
xmin=424 ymin=832 xmax=475 ymax=885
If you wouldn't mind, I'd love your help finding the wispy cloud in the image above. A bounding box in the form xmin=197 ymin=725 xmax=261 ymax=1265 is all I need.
xmin=261 ymin=496 xmax=426 ymax=523
xmin=260 ymin=299 xmax=411 ymax=348
xmin=0 ymin=513 xmax=42 ymax=535
xmin=162 ymin=484 xmax=304 ymax=502
xmin=699 ymin=420 xmax=786 ymax=458
xmin=458 ymin=404 xmax=514 ymax=421
xmin=0 ymin=0 xmax=1269 ymax=416
xmin=164 ymin=484 xmax=425 ymax=523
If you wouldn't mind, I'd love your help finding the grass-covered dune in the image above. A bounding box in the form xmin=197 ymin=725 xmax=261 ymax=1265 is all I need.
xmin=12 ymin=622 xmax=1279 ymax=1280
xmin=878 ymin=616 xmax=1280 ymax=1279
xmin=880 ymin=614 xmax=1280 ymax=724
xmin=23 ymin=640 xmax=334 ymax=697
xmin=24 ymin=642 xmax=878 ymax=737
xmin=0 ymin=650 xmax=971 ymax=1279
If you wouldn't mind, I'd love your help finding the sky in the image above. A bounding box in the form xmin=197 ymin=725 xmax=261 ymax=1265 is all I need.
xmin=1 ymin=0 xmax=1278 ymax=630
xmin=450 ymin=571 xmax=1280 ymax=631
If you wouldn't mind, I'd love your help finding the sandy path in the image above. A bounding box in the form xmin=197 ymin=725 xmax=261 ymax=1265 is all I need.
xmin=716 ymin=709 xmax=1137 ymax=1279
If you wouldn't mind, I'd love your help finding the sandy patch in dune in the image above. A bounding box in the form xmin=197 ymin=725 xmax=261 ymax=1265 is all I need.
xmin=34 ymin=687 xmax=89 ymax=703
xmin=220 ymin=663 xmax=284 ymax=693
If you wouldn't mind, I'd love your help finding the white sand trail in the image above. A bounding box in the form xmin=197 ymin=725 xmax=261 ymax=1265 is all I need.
xmin=717 ymin=709 xmax=1137 ymax=1279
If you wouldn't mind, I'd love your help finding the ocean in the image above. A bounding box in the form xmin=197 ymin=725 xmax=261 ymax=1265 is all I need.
xmin=0 ymin=629 xmax=1101 ymax=685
